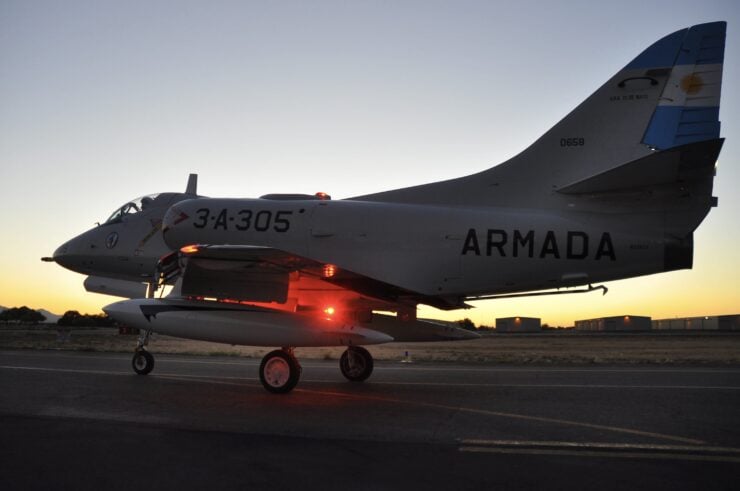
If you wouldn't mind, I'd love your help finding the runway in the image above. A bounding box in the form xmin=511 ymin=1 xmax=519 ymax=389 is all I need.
xmin=2 ymin=349 xmax=739 ymax=490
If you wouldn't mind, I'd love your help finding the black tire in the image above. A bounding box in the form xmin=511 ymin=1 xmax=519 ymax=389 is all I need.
xmin=132 ymin=350 xmax=154 ymax=375
xmin=339 ymin=346 xmax=373 ymax=382
xmin=259 ymin=350 xmax=301 ymax=394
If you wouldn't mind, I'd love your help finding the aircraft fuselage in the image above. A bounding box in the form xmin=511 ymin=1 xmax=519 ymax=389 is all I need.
xmin=163 ymin=197 xmax=682 ymax=302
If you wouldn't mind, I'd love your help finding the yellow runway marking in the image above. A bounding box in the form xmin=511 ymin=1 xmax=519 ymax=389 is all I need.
xmin=368 ymin=381 xmax=740 ymax=390
xmin=460 ymin=439 xmax=740 ymax=453
xmin=459 ymin=440 xmax=740 ymax=463
xmin=124 ymin=370 xmax=709 ymax=444
xmin=459 ymin=446 xmax=740 ymax=464
xmin=286 ymin=386 xmax=706 ymax=445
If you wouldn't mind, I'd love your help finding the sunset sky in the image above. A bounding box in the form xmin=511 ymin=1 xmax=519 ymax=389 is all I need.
xmin=1 ymin=0 xmax=738 ymax=327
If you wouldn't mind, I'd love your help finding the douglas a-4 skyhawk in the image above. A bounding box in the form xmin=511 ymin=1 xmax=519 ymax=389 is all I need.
xmin=46 ymin=22 xmax=726 ymax=393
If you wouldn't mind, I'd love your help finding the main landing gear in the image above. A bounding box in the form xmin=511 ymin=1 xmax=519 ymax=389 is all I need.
xmin=257 ymin=346 xmax=375 ymax=393
xmin=131 ymin=330 xmax=155 ymax=375
xmin=129 ymin=333 xmax=376 ymax=394
xmin=259 ymin=348 xmax=302 ymax=394
xmin=339 ymin=346 xmax=374 ymax=382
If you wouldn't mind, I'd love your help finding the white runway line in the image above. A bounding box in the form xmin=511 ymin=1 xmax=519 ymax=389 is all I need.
xmin=3 ymin=364 xmax=739 ymax=391
xmin=3 ymin=350 xmax=740 ymax=374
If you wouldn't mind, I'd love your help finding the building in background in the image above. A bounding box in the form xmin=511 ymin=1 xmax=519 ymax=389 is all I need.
xmin=574 ymin=315 xmax=651 ymax=332
xmin=652 ymin=315 xmax=740 ymax=330
xmin=496 ymin=317 xmax=541 ymax=332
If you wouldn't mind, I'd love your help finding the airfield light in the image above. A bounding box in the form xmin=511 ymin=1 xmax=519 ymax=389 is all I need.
xmin=324 ymin=306 xmax=336 ymax=316
xmin=315 ymin=192 xmax=331 ymax=201
xmin=180 ymin=244 xmax=199 ymax=254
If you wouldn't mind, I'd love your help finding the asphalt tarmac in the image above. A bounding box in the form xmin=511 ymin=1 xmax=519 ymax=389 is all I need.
xmin=2 ymin=349 xmax=739 ymax=490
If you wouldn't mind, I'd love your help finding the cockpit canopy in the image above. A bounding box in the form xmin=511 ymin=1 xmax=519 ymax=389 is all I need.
xmin=104 ymin=194 xmax=162 ymax=224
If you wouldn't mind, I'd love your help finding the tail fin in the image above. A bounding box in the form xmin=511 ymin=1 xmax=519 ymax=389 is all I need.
xmin=641 ymin=22 xmax=724 ymax=150
xmin=354 ymin=22 xmax=725 ymax=210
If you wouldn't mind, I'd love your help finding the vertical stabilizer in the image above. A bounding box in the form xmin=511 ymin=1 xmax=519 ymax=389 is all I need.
xmin=642 ymin=22 xmax=725 ymax=150
xmin=353 ymin=22 xmax=725 ymax=210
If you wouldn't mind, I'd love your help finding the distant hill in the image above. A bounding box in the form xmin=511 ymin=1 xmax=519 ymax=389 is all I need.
xmin=37 ymin=309 xmax=62 ymax=323
xmin=0 ymin=306 xmax=62 ymax=323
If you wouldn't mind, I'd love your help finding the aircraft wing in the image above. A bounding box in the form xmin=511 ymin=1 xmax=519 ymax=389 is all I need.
xmin=167 ymin=244 xmax=464 ymax=312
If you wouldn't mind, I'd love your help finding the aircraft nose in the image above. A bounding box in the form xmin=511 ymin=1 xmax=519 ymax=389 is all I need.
xmin=54 ymin=241 xmax=70 ymax=259
xmin=46 ymin=237 xmax=89 ymax=272
xmin=41 ymin=241 xmax=69 ymax=264
xmin=51 ymin=240 xmax=73 ymax=266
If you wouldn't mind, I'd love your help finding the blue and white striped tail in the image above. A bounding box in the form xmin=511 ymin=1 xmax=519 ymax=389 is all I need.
xmin=638 ymin=22 xmax=725 ymax=150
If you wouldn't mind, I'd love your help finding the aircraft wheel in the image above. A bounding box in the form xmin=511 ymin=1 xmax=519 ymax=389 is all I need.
xmin=132 ymin=350 xmax=154 ymax=375
xmin=340 ymin=346 xmax=373 ymax=382
xmin=260 ymin=350 xmax=301 ymax=394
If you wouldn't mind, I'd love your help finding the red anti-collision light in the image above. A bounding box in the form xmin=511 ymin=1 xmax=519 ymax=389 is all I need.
xmin=323 ymin=264 xmax=337 ymax=278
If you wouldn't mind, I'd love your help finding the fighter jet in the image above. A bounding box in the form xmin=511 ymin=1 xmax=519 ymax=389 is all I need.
xmin=47 ymin=22 xmax=726 ymax=393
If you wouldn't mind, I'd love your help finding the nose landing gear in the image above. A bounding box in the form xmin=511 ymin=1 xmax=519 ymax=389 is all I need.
xmin=131 ymin=330 xmax=155 ymax=375
xmin=132 ymin=349 xmax=154 ymax=375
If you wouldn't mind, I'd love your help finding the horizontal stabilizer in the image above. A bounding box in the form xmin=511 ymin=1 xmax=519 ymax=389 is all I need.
xmin=557 ymin=138 xmax=723 ymax=194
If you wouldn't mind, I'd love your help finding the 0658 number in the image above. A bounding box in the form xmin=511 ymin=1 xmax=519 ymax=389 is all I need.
xmin=560 ymin=137 xmax=585 ymax=147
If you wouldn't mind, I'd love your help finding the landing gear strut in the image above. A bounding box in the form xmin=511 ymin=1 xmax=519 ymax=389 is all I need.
xmin=340 ymin=346 xmax=374 ymax=382
xmin=132 ymin=330 xmax=154 ymax=375
xmin=259 ymin=348 xmax=302 ymax=394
